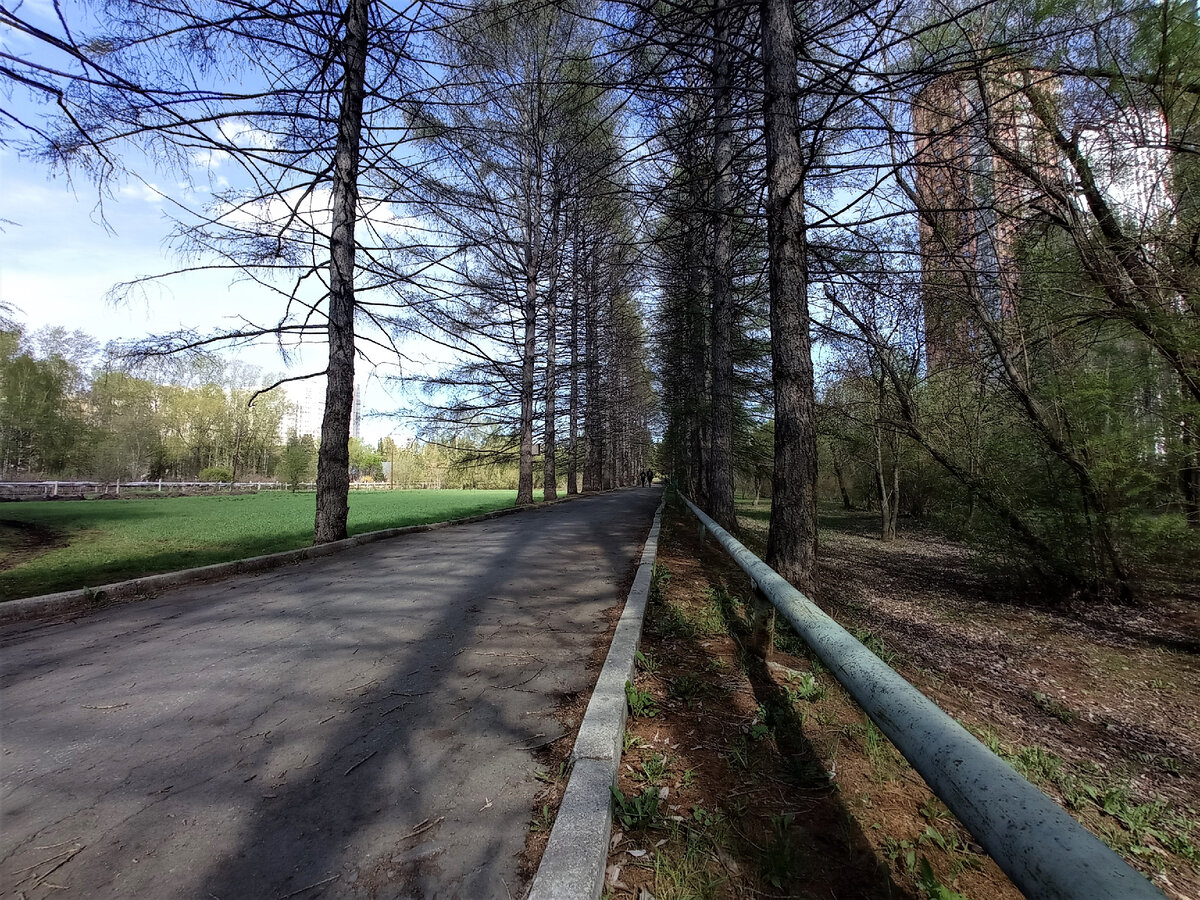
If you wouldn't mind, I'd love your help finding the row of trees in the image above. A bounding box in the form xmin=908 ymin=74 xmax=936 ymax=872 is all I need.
xmin=405 ymin=2 xmax=655 ymax=500
xmin=646 ymin=0 xmax=1198 ymax=600
xmin=4 ymin=0 xmax=656 ymax=542
xmin=0 ymin=317 xmax=619 ymax=493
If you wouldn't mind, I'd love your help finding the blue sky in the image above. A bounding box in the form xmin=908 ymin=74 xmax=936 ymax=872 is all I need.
xmin=0 ymin=1 xmax=425 ymax=444
xmin=1 ymin=143 xmax=415 ymax=443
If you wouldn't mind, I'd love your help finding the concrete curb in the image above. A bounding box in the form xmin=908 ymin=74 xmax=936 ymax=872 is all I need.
xmin=0 ymin=489 xmax=613 ymax=627
xmin=526 ymin=496 xmax=664 ymax=900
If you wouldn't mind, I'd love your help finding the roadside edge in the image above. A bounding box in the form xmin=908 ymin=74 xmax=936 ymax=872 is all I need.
xmin=526 ymin=495 xmax=664 ymax=900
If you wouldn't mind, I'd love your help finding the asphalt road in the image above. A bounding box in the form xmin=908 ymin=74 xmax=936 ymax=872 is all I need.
xmin=1 ymin=487 xmax=662 ymax=900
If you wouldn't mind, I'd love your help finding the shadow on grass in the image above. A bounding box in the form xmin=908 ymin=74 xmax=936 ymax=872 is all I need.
xmin=642 ymin=495 xmax=909 ymax=899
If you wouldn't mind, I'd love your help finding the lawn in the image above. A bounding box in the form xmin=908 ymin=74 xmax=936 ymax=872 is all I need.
xmin=0 ymin=489 xmax=520 ymax=602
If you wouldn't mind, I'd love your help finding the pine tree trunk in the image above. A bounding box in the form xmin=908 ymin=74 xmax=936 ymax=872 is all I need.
xmin=875 ymin=424 xmax=894 ymax=542
xmin=761 ymin=0 xmax=819 ymax=594
xmin=583 ymin=249 xmax=602 ymax=491
xmin=314 ymin=0 xmax=369 ymax=544
xmin=1185 ymin=405 xmax=1200 ymax=527
xmin=517 ymin=255 xmax=537 ymax=505
xmin=601 ymin=287 xmax=614 ymax=490
xmin=708 ymin=0 xmax=737 ymax=531
xmin=832 ymin=452 xmax=853 ymax=510
xmin=543 ymin=194 xmax=561 ymax=501
xmin=567 ymin=215 xmax=580 ymax=495
xmin=683 ymin=145 xmax=710 ymax=504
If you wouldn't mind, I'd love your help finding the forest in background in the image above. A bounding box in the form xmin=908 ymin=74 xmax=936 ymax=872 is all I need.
xmin=0 ymin=322 xmax=549 ymax=489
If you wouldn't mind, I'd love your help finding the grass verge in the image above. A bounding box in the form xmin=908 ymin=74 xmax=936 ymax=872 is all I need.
xmin=606 ymin=496 xmax=1009 ymax=900
xmin=0 ymin=489 xmax=519 ymax=601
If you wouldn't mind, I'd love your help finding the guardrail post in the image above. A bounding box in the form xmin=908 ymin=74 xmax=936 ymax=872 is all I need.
xmin=745 ymin=581 xmax=775 ymax=660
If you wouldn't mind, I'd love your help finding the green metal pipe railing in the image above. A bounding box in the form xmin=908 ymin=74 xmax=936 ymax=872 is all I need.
xmin=680 ymin=493 xmax=1163 ymax=900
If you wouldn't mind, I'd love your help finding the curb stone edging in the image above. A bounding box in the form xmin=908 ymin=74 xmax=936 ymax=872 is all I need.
xmin=526 ymin=495 xmax=665 ymax=900
xmin=0 ymin=489 xmax=620 ymax=627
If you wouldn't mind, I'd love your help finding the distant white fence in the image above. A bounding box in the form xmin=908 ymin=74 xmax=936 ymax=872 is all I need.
xmin=0 ymin=480 xmax=447 ymax=498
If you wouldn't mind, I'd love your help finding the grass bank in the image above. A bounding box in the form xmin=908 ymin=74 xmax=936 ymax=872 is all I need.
xmin=0 ymin=489 xmax=519 ymax=601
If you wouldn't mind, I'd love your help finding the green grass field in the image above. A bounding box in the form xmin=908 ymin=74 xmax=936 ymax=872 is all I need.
xmin=0 ymin=489 xmax=520 ymax=602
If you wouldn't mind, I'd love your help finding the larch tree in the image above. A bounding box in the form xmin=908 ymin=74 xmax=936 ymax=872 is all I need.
xmin=1 ymin=0 xmax=427 ymax=542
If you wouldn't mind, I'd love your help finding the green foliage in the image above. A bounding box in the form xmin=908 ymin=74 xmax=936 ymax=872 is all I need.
xmin=846 ymin=716 xmax=902 ymax=783
xmin=973 ymin=725 xmax=1200 ymax=866
xmin=633 ymin=752 xmax=670 ymax=785
xmin=773 ymin=618 xmax=808 ymax=656
xmin=348 ymin=437 xmax=383 ymax=480
xmin=653 ymin=600 xmax=696 ymax=639
xmin=198 ymin=466 xmax=233 ymax=483
xmin=916 ymin=857 xmax=969 ymax=900
xmin=761 ymin=813 xmax=802 ymax=889
xmin=611 ymin=785 xmax=663 ymax=830
xmin=651 ymin=822 xmax=727 ymax=900
xmin=669 ymin=673 xmax=704 ymax=701
xmin=693 ymin=586 xmax=729 ymax=635
xmin=649 ymin=563 xmax=671 ymax=604
xmin=785 ymin=671 xmax=825 ymax=702
xmin=530 ymin=804 xmax=554 ymax=833
xmin=635 ymin=649 xmax=660 ymax=675
xmin=625 ymin=681 xmax=658 ymax=718
xmin=853 ymin=628 xmax=898 ymax=666
xmin=0 ymin=325 xmax=292 ymax=481
xmin=1031 ymin=691 xmax=1078 ymax=724
xmin=278 ymin=432 xmax=317 ymax=491
xmin=0 ymin=328 xmax=89 ymax=475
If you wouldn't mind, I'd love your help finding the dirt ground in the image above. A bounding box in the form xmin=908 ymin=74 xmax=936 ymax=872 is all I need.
xmin=602 ymin=496 xmax=1199 ymax=900
xmin=0 ymin=519 xmax=65 ymax=573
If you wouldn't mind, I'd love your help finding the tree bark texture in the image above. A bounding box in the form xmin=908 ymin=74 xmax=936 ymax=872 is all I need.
xmin=543 ymin=194 xmax=562 ymax=501
xmin=707 ymin=0 xmax=737 ymax=531
xmin=1183 ymin=409 xmax=1199 ymax=527
xmin=685 ymin=193 xmax=710 ymax=507
xmin=832 ymin=452 xmax=853 ymax=510
xmin=567 ymin=214 xmax=580 ymax=495
xmin=761 ymin=0 xmax=819 ymax=595
xmin=314 ymin=0 xmax=369 ymax=544
xmin=875 ymin=424 xmax=897 ymax=542
xmin=517 ymin=242 xmax=538 ymax=506
xmin=583 ymin=250 xmax=602 ymax=491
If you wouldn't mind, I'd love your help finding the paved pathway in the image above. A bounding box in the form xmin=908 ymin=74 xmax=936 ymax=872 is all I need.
xmin=0 ymin=488 xmax=661 ymax=899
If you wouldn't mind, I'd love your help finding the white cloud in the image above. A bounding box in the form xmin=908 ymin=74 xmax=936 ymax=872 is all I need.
xmin=217 ymin=186 xmax=336 ymax=235
xmin=218 ymin=119 xmax=276 ymax=151
xmin=118 ymin=182 xmax=165 ymax=204
xmin=190 ymin=148 xmax=230 ymax=170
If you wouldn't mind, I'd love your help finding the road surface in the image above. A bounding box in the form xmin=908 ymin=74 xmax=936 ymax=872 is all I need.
xmin=1 ymin=488 xmax=661 ymax=899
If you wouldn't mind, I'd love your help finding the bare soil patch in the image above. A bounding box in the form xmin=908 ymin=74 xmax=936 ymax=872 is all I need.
xmin=0 ymin=519 xmax=66 ymax=573
xmin=738 ymin=501 xmax=1199 ymax=900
